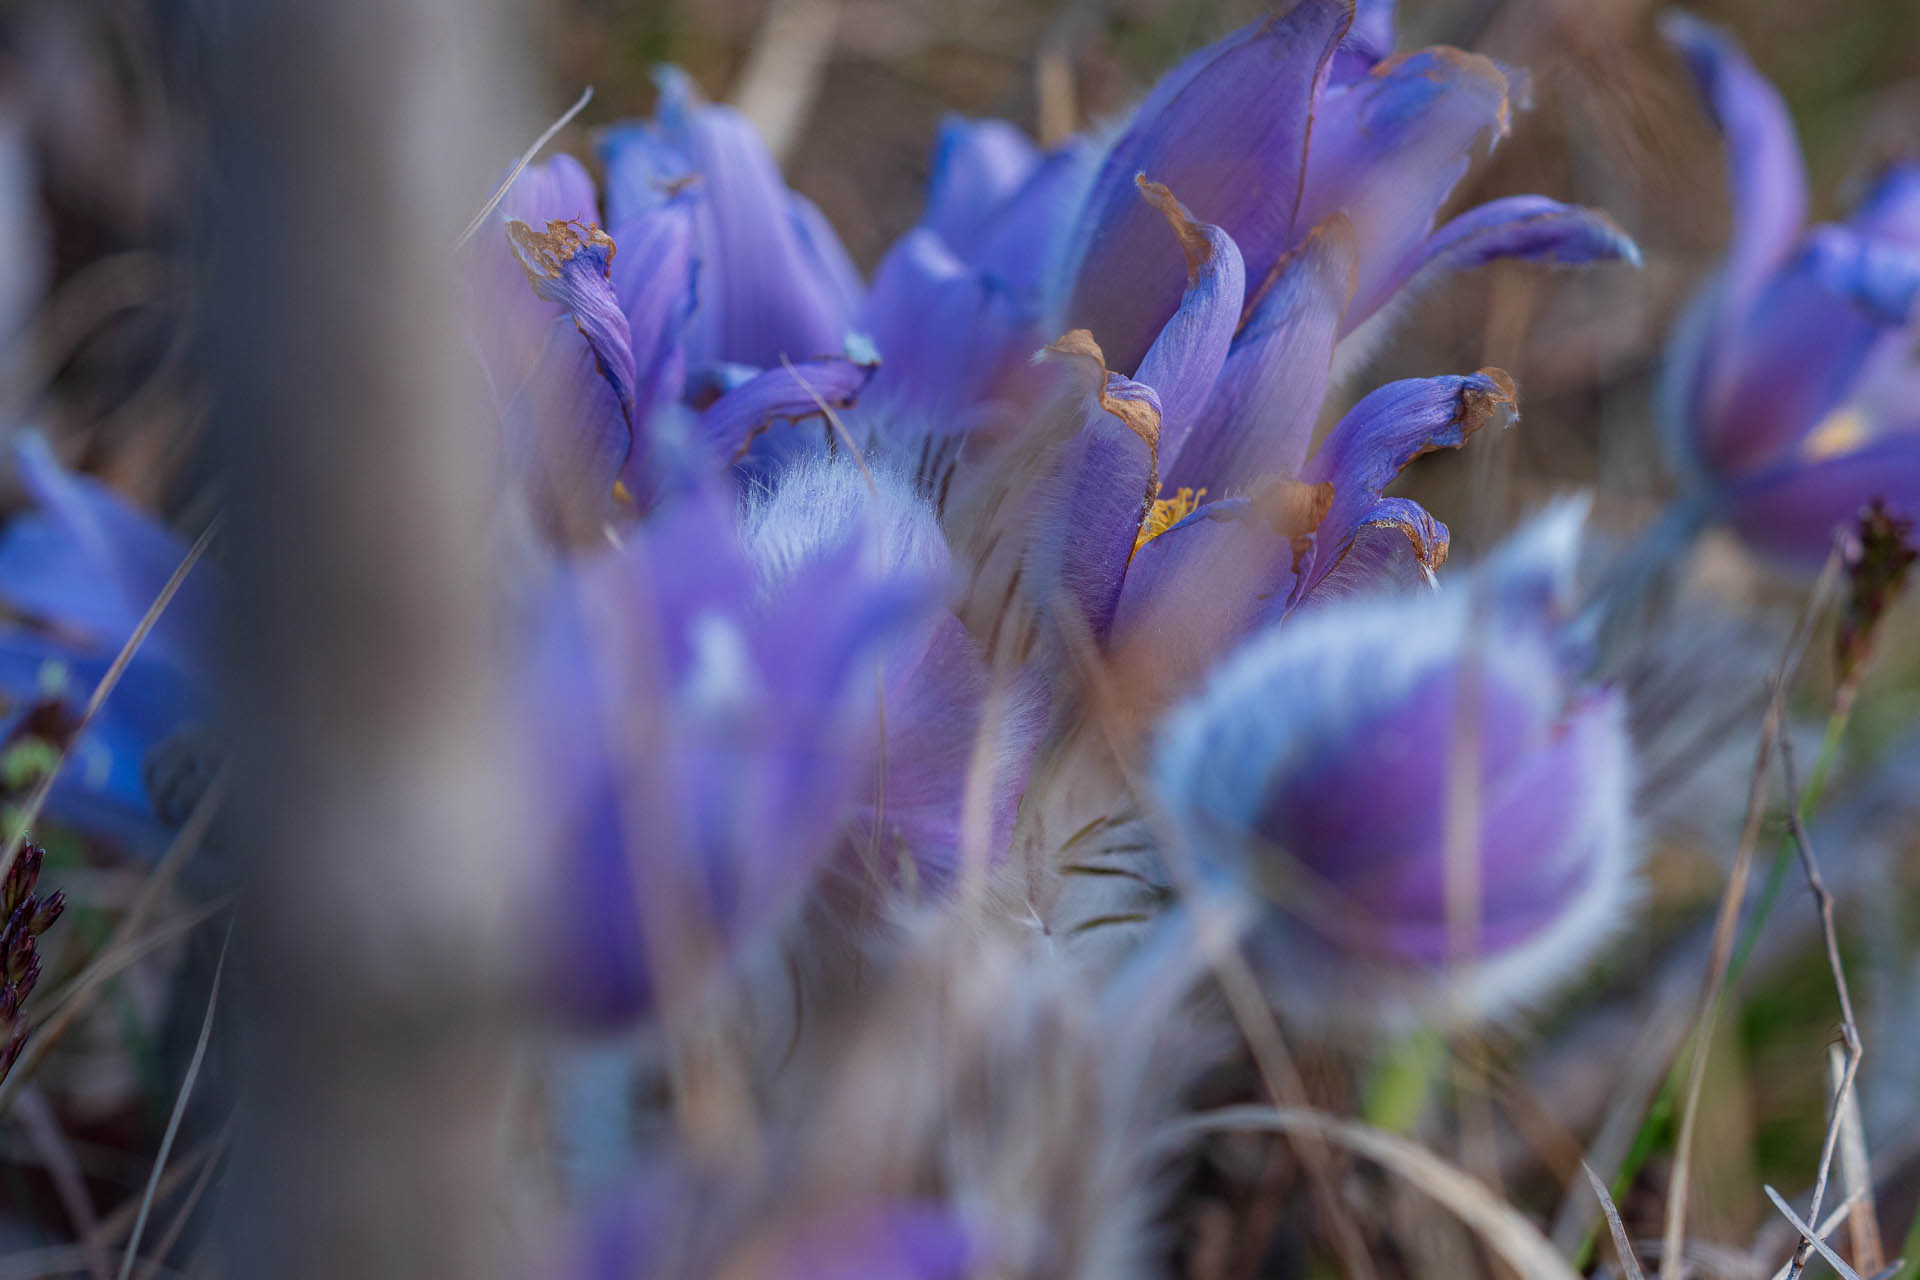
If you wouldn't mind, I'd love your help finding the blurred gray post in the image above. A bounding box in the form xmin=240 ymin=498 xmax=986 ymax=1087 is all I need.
xmin=207 ymin=0 xmax=533 ymax=1274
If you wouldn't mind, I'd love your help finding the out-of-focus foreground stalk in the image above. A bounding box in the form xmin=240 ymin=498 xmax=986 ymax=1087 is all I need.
xmin=205 ymin=1 xmax=532 ymax=1275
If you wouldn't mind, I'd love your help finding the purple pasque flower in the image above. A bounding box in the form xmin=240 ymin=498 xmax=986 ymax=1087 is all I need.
xmin=467 ymin=147 xmax=878 ymax=540
xmin=523 ymin=459 xmax=1037 ymax=1023
xmin=0 ymin=435 xmax=215 ymax=853
xmin=849 ymin=0 xmax=1633 ymax=700
xmin=1151 ymin=500 xmax=1635 ymax=1021
xmin=1661 ymin=13 xmax=1920 ymax=568
xmin=931 ymin=189 xmax=1522 ymax=712
xmin=600 ymin=68 xmax=861 ymax=376
xmin=1046 ymin=0 xmax=1638 ymax=378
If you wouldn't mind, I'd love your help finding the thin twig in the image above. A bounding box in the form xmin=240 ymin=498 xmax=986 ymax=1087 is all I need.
xmin=1766 ymin=1185 xmax=1867 ymax=1280
xmin=119 ymin=920 xmax=232 ymax=1280
xmin=1585 ymin=1160 xmax=1647 ymax=1280
xmin=1661 ymin=547 xmax=1844 ymax=1279
xmin=1766 ymin=1192 xmax=1863 ymax=1280
xmin=1780 ymin=733 xmax=1865 ymax=1280
xmin=134 ymin=1119 xmax=234 ymax=1280
xmin=452 ymin=86 xmax=594 ymax=250
xmin=1832 ymin=1042 xmax=1885 ymax=1276
xmin=0 ymin=516 xmax=221 ymax=895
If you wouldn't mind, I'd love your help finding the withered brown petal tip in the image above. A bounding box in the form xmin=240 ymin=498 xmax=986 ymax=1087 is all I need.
xmin=1134 ymin=176 xmax=1212 ymax=282
xmin=1459 ymin=367 xmax=1519 ymax=437
xmin=506 ymin=218 xmax=616 ymax=284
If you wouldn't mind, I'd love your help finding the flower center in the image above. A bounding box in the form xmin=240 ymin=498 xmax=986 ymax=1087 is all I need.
xmin=1133 ymin=485 xmax=1208 ymax=555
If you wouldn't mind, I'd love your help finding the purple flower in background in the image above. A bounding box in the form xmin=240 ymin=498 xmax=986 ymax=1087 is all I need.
xmin=0 ymin=436 xmax=215 ymax=852
xmin=1152 ymin=501 xmax=1635 ymax=1019
xmin=1661 ymin=13 xmax=1920 ymax=567
xmin=600 ymin=68 xmax=861 ymax=374
xmin=524 ymin=461 xmax=1035 ymax=1023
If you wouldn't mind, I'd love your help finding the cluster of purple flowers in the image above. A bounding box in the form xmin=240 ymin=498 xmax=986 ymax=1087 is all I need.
xmin=0 ymin=1 xmax=1915 ymax=1273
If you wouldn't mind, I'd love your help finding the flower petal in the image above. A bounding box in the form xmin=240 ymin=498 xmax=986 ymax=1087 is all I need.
xmin=948 ymin=333 xmax=1162 ymax=656
xmin=1151 ymin=504 xmax=1636 ymax=1022
xmin=1660 ymin=12 xmax=1808 ymax=323
xmin=0 ymin=629 xmax=204 ymax=854
xmin=922 ymin=115 xmax=1042 ymax=258
xmin=1294 ymin=369 xmax=1515 ymax=602
xmin=856 ymin=229 xmax=1040 ymax=437
xmin=601 ymin=68 xmax=853 ymax=369
xmin=1131 ymin=181 xmax=1248 ymax=465
xmin=1298 ymin=47 xmax=1517 ymax=329
xmin=1109 ymin=481 xmax=1326 ymax=709
xmin=1705 ymin=224 xmax=1920 ymax=472
xmin=1169 ymin=214 xmax=1356 ymax=490
xmin=847 ymin=614 xmax=1045 ymax=894
xmin=1725 ymin=432 xmax=1920 ymax=568
xmin=1853 ymin=162 xmax=1920 ymax=250
xmin=508 ymin=219 xmax=639 ymax=428
xmin=1414 ymin=195 xmax=1641 ymax=275
xmin=1331 ymin=0 xmax=1396 ymax=81
xmin=967 ymin=137 xmax=1099 ymax=297
xmin=607 ymin=194 xmax=699 ymax=501
xmin=0 ymin=435 xmax=212 ymax=675
xmin=696 ymin=348 xmax=880 ymax=463
xmin=1055 ymin=0 xmax=1350 ymax=373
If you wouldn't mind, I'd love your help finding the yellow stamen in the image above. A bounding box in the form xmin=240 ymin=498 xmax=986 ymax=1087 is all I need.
xmin=1133 ymin=484 xmax=1207 ymax=555
xmin=1802 ymin=407 xmax=1870 ymax=461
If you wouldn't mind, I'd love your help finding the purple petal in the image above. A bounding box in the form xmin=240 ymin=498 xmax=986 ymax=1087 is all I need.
xmin=1294 ymin=369 xmax=1517 ymax=601
xmin=1661 ymin=12 xmax=1808 ymax=324
xmin=1152 ymin=505 xmax=1635 ymax=1016
xmin=1056 ymin=1 xmax=1350 ymax=373
xmin=609 ymin=193 xmax=698 ymax=426
xmin=1169 ymin=215 xmax=1355 ymax=490
xmin=947 ymin=334 xmax=1161 ymax=655
xmin=923 ymin=115 xmax=1042 ymax=258
xmin=0 ymin=435 xmax=212 ymax=675
xmin=603 ymin=69 xmax=853 ymax=369
xmin=697 ymin=350 xmax=880 ymax=463
xmin=1299 ymin=47 xmax=1517 ymax=329
xmin=1853 ymin=162 xmax=1920 ymax=250
xmin=1026 ymin=349 xmax=1164 ymax=644
xmin=526 ymin=480 xmax=941 ymax=1026
xmin=845 ymin=614 xmax=1044 ymax=898
xmin=967 ymin=137 xmax=1098 ymax=296
xmin=0 ymin=628 xmax=204 ymax=854
xmin=857 ymin=229 xmax=1040 ymax=435
xmin=1110 ymin=483 xmax=1322 ymax=708
xmin=1331 ymin=0 xmax=1397 ymax=81
xmin=1704 ymin=225 xmax=1920 ymax=472
xmin=508 ymin=219 xmax=639 ymax=427
xmin=1286 ymin=512 xmax=1438 ymax=608
xmin=1725 ymin=433 xmax=1920 ymax=568
xmin=1415 ymin=195 xmax=1641 ymax=275
xmin=500 ymin=151 xmax=601 ymax=226
xmin=1132 ymin=181 xmax=1248 ymax=465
